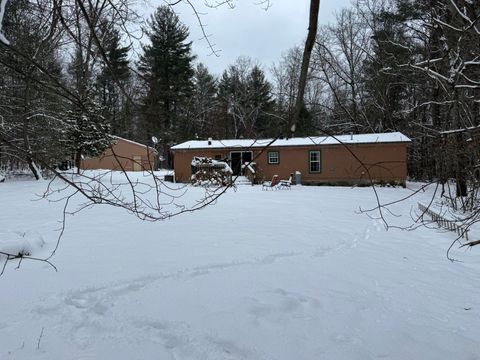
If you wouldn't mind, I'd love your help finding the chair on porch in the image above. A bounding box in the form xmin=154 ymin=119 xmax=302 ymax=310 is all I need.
xmin=262 ymin=175 xmax=280 ymax=190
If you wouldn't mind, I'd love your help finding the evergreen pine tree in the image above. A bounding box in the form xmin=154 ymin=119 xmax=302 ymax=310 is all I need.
xmin=0 ymin=0 xmax=66 ymax=178
xmin=217 ymin=58 xmax=274 ymax=138
xmin=97 ymin=27 xmax=132 ymax=137
xmin=216 ymin=70 xmax=236 ymax=138
xmin=247 ymin=65 xmax=275 ymax=136
xmin=66 ymin=49 xmax=112 ymax=172
xmin=62 ymin=93 xmax=112 ymax=171
xmin=362 ymin=5 xmax=416 ymax=133
xmin=138 ymin=5 xmax=195 ymax=154
xmin=188 ymin=63 xmax=217 ymax=139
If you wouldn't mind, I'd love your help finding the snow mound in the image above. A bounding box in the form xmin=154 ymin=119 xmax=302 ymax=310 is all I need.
xmin=0 ymin=230 xmax=45 ymax=259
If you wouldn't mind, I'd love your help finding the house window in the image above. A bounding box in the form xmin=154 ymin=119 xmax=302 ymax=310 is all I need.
xmin=214 ymin=154 xmax=222 ymax=160
xmin=268 ymin=151 xmax=279 ymax=165
xmin=309 ymin=150 xmax=321 ymax=173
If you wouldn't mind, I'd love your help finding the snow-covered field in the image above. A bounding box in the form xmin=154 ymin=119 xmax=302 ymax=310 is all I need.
xmin=1 ymin=174 xmax=480 ymax=360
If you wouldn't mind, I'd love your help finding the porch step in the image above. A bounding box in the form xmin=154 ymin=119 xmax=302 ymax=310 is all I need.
xmin=233 ymin=176 xmax=252 ymax=185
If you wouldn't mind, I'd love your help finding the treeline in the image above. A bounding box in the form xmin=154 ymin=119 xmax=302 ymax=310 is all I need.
xmin=308 ymin=0 xmax=480 ymax=188
xmin=0 ymin=0 xmax=479 ymax=192
xmin=0 ymin=1 xmax=287 ymax=172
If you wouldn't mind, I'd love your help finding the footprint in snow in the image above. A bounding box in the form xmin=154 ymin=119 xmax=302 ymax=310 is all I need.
xmin=136 ymin=319 xmax=262 ymax=360
xmin=247 ymin=288 xmax=322 ymax=324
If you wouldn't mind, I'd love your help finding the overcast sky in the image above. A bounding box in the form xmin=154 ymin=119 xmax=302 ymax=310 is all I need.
xmin=140 ymin=1 xmax=352 ymax=76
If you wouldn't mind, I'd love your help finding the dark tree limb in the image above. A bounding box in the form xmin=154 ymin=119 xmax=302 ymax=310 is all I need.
xmin=460 ymin=240 xmax=480 ymax=248
xmin=288 ymin=0 xmax=320 ymax=136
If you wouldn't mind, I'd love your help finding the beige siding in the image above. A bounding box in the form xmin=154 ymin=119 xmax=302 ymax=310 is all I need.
xmin=81 ymin=138 xmax=157 ymax=171
xmin=173 ymin=143 xmax=408 ymax=184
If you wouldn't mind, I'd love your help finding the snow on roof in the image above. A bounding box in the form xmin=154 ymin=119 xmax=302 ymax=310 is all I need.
xmin=112 ymin=135 xmax=158 ymax=152
xmin=171 ymin=132 xmax=411 ymax=150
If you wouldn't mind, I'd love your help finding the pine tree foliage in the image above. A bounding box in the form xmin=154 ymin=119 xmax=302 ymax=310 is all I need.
xmin=62 ymin=93 xmax=112 ymax=171
xmin=66 ymin=36 xmax=113 ymax=172
xmin=218 ymin=57 xmax=274 ymax=138
xmin=187 ymin=63 xmax=218 ymax=139
xmin=138 ymin=5 xmax=195 ymax=147
xmin=362 ymin=0 xmax=480 ymax=194
xmin=97 ymin=26 xmax=132 ymax=137
xmin=247 ymin=65 xmax=275 ymax=136
xmin=0 ymin=0 xmax=65 ymax=178
xmin=362 ymin=4 xmax=412 ymax=133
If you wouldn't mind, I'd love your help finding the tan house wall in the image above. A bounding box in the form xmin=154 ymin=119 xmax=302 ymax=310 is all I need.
xmin=172 ymin=142 xmax=408 ymax=185
xmin=173 ymin=149 xmax=230 ymax=182
xmin=81 ymin=138 xmax=157 ymax=171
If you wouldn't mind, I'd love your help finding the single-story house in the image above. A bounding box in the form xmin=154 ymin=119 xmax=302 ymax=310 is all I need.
xmin=81 ymin=136 xmax=157 ymax=171
xmin=170 ymin=132 xmax=411 ymax=185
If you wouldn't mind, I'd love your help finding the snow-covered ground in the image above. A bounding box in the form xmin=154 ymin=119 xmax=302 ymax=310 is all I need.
xmin=1 ymin=175 xmax=480 ymax=360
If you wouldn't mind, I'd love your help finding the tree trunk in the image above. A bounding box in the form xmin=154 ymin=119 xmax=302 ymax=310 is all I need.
xmin=288 ymin=0 xmax=320 ymax=136
xmin=23 ymin=73 xmax=42 ymax=180
xmin=455 ymin=133 xmax=467 ymax=197
xmin=75 ymin=148 xmax=82 ymax=174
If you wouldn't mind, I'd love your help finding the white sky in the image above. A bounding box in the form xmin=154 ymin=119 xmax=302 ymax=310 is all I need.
xmin=139 ymin=0 xmax=352 ymax=77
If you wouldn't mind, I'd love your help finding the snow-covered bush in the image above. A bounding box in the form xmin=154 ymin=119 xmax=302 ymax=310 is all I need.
xmin=0 ymin=231 xmax=45 ymax=262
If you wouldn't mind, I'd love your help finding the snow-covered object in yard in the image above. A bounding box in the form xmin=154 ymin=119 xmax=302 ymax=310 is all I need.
xmin=191 ymin=156 xmax=232 ymax=173
xmin=262 ymin=174 xmax=280 ymax=190
xmin=241 ymin=162 xmax=256 ymax=174
xmin=0 ymin=230 xmax=45 ymax=259
xmin=172 ymin=131 xmax=411 ymax=150
xmin=191 ymin=157 xmax=232 ymax=186
xmin=0 ymin=173 xmax=5 ymax=183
